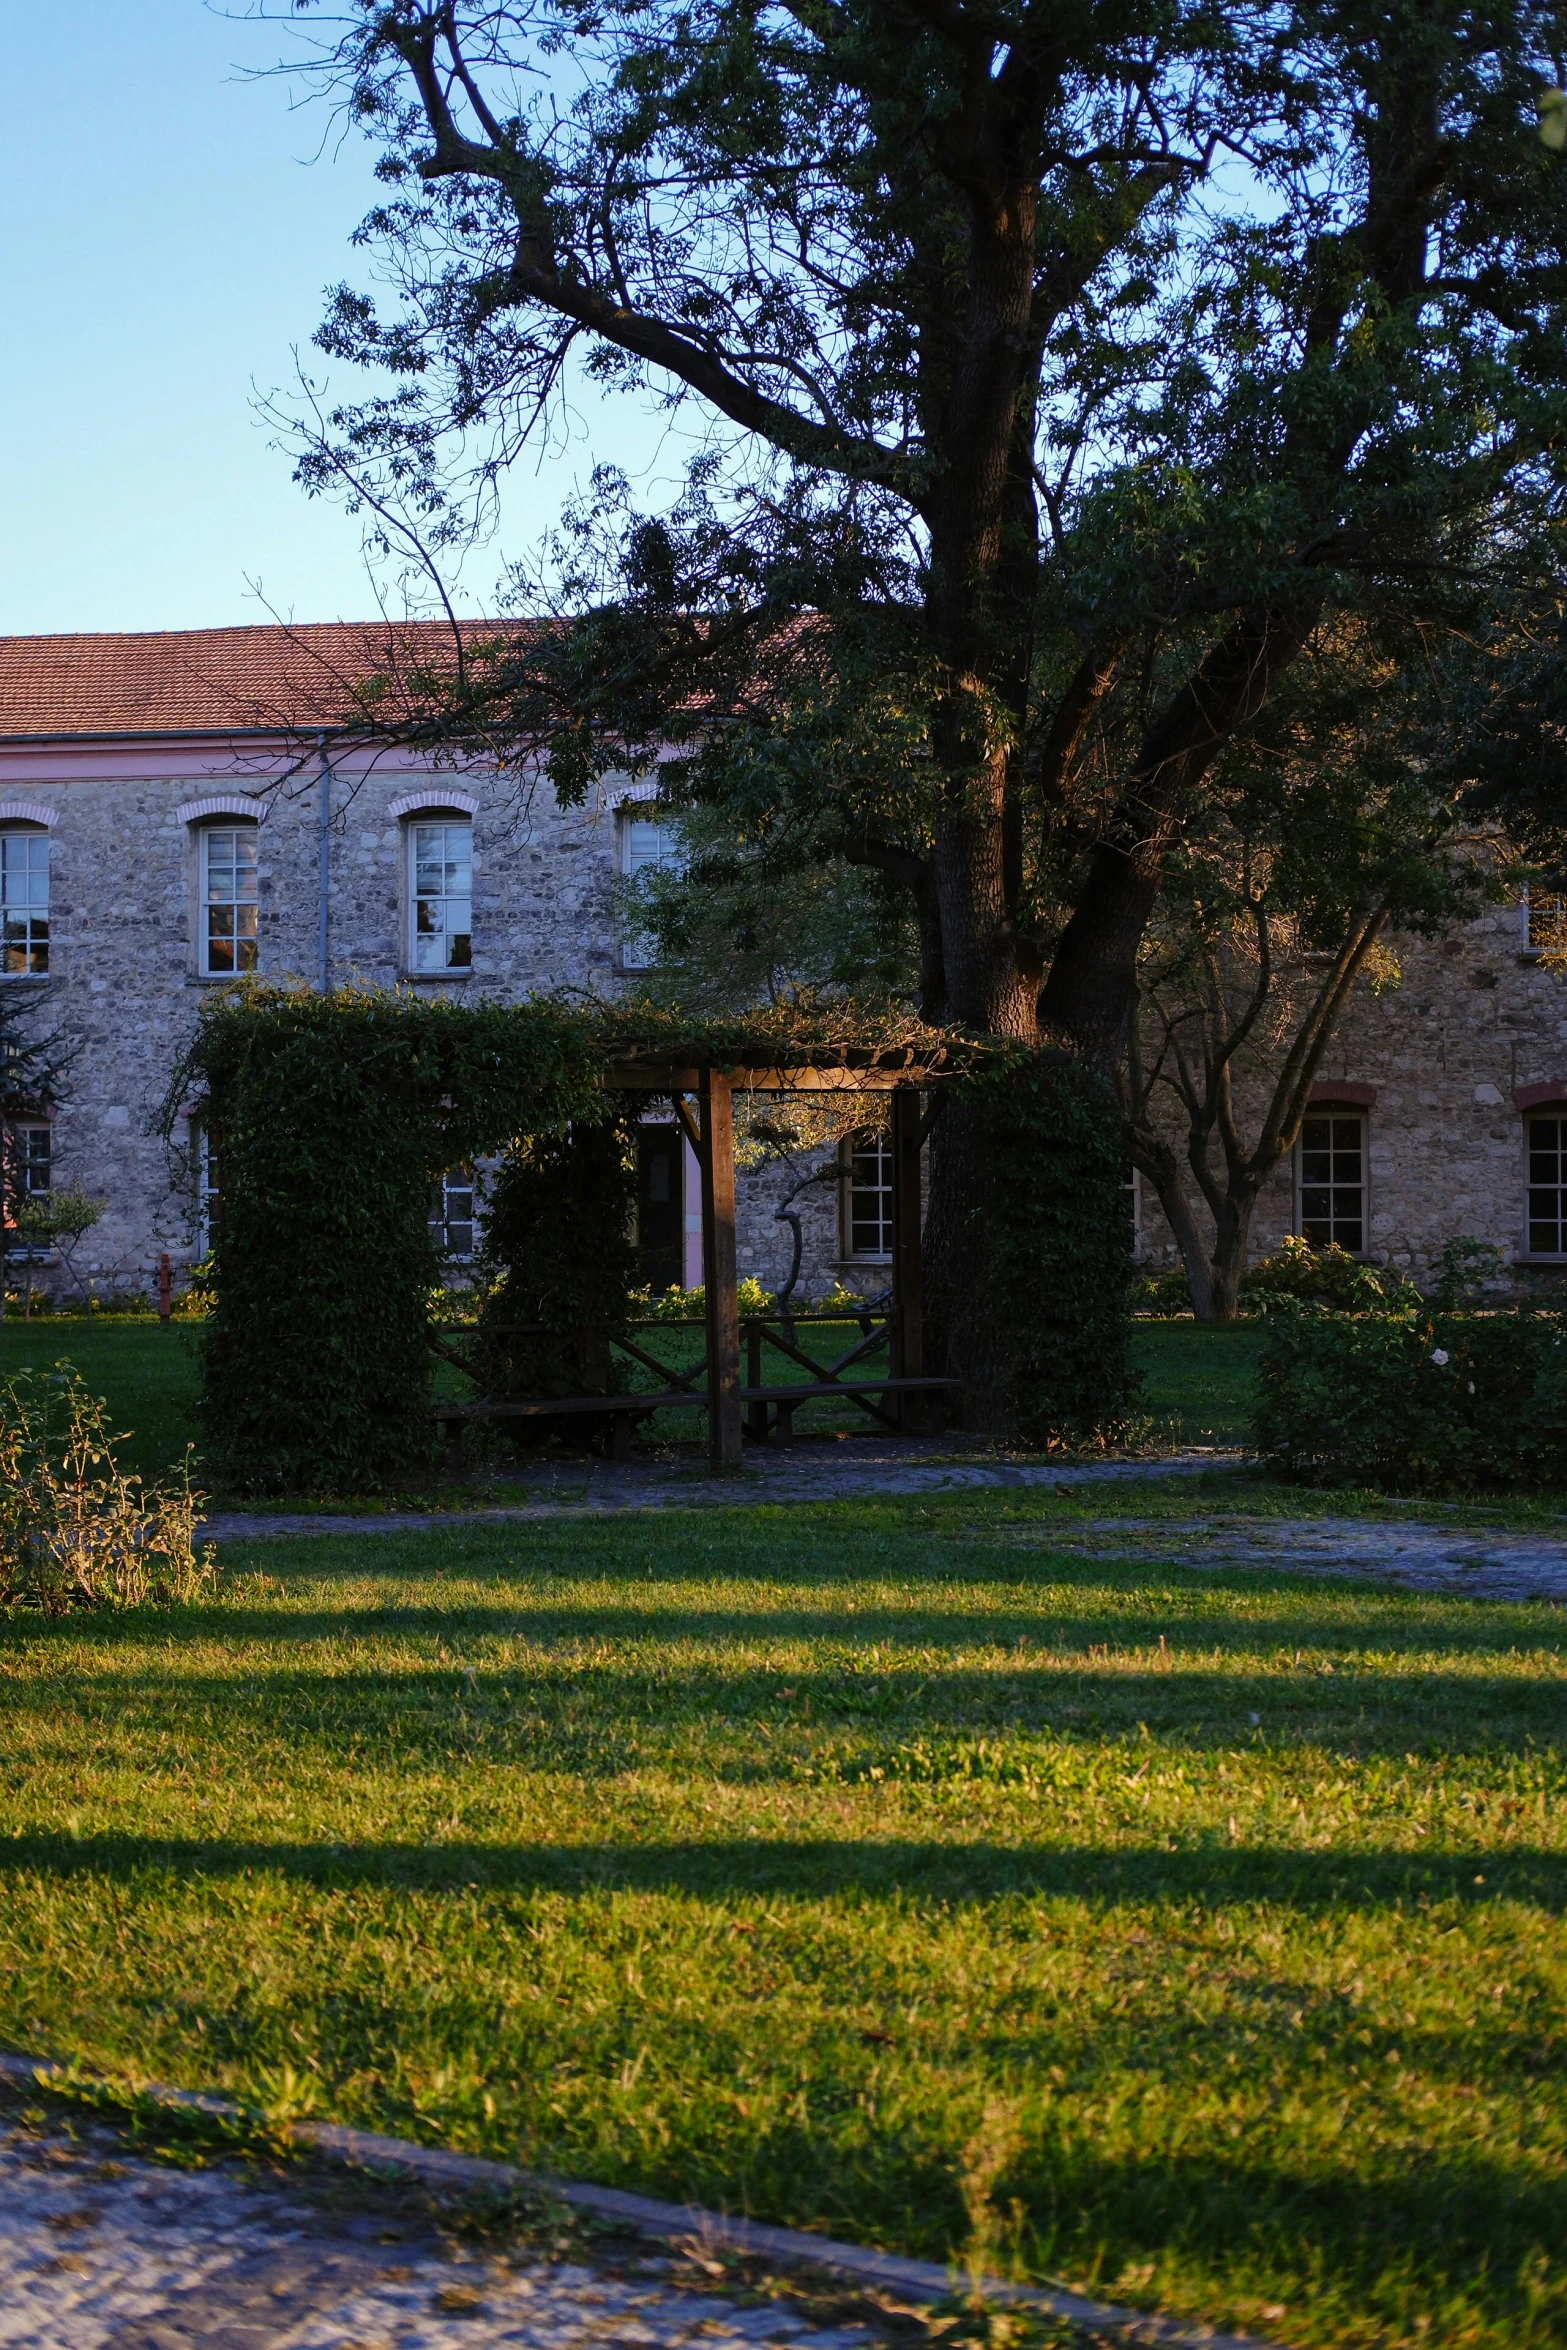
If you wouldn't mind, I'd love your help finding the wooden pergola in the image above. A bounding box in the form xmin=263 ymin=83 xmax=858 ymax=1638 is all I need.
xmin=603 ymin=1043 xmax=967 ymax=1467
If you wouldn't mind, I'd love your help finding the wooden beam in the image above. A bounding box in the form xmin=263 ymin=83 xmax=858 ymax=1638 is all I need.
xmin=700 ymin=1068 xmax=744 ymax=1469
xmin=891 ymin=1087 xmax=924 ymax=1417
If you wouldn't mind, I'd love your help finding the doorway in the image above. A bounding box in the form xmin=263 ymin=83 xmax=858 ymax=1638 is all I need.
xmin=636 ymin=1123 xmax=684 ymax=1295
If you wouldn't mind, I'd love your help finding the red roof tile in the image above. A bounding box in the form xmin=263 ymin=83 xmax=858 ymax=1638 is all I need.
xmin=0 ymin=621 xmax=481 ymax=739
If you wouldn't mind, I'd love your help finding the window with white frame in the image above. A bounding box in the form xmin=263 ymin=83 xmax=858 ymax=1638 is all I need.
xmin=842 ymin=1129 xmax=893 ymax=1260
xmin=0 ymin=829 xmax=49 ymax=975
xmin=1297 ymin=1111 xmax=1366 ymax=1253
xmin=616 ymin=804 xmax=681 ymax=970
xmin=1523 ymin=887 xmax=1567 ymax=952
xmin=429 ymin=1165 xmax=477 ymax=1262
xmin=5 ymin=1122 xmax=51 ymax=1256
xmin=1526 ymin=1113 xmax=1567 ymax=1255
xmin=409 ymin=819 xmax=473 ymax=973
xmin=199 ymin=824 xmax=259 ymax=976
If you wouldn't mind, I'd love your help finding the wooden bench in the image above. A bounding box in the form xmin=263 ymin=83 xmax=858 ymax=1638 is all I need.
xmin=434 ymin=1372 xmax=959 ymax=1472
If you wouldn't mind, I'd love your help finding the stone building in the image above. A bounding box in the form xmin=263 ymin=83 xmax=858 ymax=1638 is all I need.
xmin=0 ymin=624 xmax=867 ymax=1306
xmin=5 ymin=619 xmax=1559 ymax=1310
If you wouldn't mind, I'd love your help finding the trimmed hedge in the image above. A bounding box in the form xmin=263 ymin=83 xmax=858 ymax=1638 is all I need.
xmin=969 ymin=1054 xmax=1138 ymax=1446
xmin=1254 ymin=1306 xmax=1567 ymax=1490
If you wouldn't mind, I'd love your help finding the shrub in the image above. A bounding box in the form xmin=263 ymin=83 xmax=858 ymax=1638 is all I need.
xmin=1241 ymin=1235 xmax=1419 ymax=1314
xmin=1254 ymin=1305 xmax=1567 ymax=1490
xmin=1428 ymin=1235 xmax=1512 ymax=1310
xmin=0 ymin=1366 xmax=216 ymax=1613
xmin=965 ymin=1055 xmax=1138 ymax=1445
xmin=632 ymin=1277 xmax=778 ymax=1320
xmin=1133 ymin=1266 xmax=1193 ymax=1317
xmin=475 ymin=1115 xmax=641 ymax=1403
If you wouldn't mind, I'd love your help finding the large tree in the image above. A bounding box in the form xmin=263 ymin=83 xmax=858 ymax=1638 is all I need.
xmin=282 ymin=0 xmax=1567 ymax=1401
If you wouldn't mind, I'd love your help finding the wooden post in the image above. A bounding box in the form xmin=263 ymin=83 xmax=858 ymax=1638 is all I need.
xmin=700 ymin=1068 xmax=743 ymax=1469
xmin=891 ymin=1087 xmax=924 ymax=1424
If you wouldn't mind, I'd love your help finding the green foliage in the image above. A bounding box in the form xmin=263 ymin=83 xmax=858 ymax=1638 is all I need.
xmin=1241 ymin=1236 xmax=1420 ymax=1315
xmin=476 ymin=1115 xmax=641 ymax=1405
xmin=1254 ymin=1307 xmax=1567 ymax=1490
xmin=0 ymin=1365 xmax=213 ymax=1613
xmin=1430 ymin=1235 xmax=1513 ymax=1311
xmin=1132 ymin=1267 xmax=1193 ymax=1318
xmin=167 ymin=983 xmax=960 ymax=1493
xmin=169 ymin=986 xmax=608 ymax=1494
xmin=967 ymin=1056 xmax=1136 ymax=1446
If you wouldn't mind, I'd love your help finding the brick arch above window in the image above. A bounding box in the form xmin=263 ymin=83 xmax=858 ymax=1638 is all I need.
xmin=1515 ymin=1081 xmax=1567 ymax=1111
xmin=176 ymin=794 xmax=264 ymax=826
xmin=0 ymin=801 xmax=58 ymax=828
xmin=388 ymin=787 xmax=478 ymax=821
xmin=1308 ymin=1080 xmax=1376 ymax=1108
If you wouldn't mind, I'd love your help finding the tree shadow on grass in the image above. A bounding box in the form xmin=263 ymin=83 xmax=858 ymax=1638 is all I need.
xmin=1 ymin=1650 xmax=1559 ymax=1762
xmin=2 ymin=1830 xmax=1561 ymax=1910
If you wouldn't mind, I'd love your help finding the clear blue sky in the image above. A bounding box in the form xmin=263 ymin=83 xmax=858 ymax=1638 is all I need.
xmin=0 ymin=1 xmax=662 ymax=635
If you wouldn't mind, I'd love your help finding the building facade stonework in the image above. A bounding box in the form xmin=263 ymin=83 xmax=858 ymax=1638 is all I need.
xmin=5 ymin=623 xmax=1563 ymax=1306
xmin=0 ymin=625 xmax=885 ymax=1304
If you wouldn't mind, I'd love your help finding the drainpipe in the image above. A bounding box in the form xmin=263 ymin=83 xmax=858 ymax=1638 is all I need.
xmin=316 ymin=733 xmax=331 ymax=994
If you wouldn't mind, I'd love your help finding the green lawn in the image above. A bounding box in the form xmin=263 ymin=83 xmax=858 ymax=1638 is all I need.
xmin=2 ymin=1491 xmax=1563 ymax=2348
xmin=1130 ymin=1318 xmax=1264 ymax=1447
xmin=0 ymin=1318 xmax=204 ymax=1487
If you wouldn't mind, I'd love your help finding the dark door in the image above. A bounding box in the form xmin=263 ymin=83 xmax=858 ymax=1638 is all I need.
xmin=636 ymin=1124 xmax=683 ymax=1295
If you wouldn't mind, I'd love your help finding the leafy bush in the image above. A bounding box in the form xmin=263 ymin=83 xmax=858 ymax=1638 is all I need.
xmin=1428 ymin=1236 xmax=1512 ymax=1310
xmin=475 ymin=1115 xmax=640 ymax=1404
xmin=632 ymin=1276 xmax=778 ymax=1320
xmin=1133 ymin=1266 xmax=1193 ymax=1317
xmin=1241 ymin=1235 xmax=1419 ymax=1314
xmin=1254 ymin=1306 xmax=1567 ymax=1490
xmin=0 ymin=1366 xmax=215 ymax=1613
xmin=965 ymin=1055 xmax=1138 ymax=1445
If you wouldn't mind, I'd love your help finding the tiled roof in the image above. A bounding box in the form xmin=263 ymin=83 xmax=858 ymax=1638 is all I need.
xmin=0 ymin=621 xmax=485 ymax=739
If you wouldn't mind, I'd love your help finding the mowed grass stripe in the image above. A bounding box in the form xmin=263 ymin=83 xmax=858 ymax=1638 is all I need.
xmin=1 ymin=1496 xmax=1563 ymax=2350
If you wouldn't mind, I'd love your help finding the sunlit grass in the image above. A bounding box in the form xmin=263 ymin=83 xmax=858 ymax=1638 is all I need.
xmin=2 ymin=1490 xmax=1563 ymax=2347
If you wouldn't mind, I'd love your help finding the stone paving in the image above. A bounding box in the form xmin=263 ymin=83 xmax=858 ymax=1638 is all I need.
xmin=1034 ymin=1513 xmax=1567 ymax=1604
xmin=0 ymin=2118 xmax=887 ymax=2350
xmin=200 ymin=1445 xmax=1235 ymax=1544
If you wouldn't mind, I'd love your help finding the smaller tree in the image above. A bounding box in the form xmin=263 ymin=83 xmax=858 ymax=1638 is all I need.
xmin=1119 ymin=643 xmax=1482 ymax=1319
xmin=0 ymin=991 xmax=78 ymax=1319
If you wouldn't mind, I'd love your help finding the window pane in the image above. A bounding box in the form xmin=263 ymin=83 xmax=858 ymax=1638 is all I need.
xmin=1527 ymin=1117 xmax=1567 ymax=1256
xmin=1297 ymin=1112 xmax=1366 ymax=1251
xmin=845 ymin=1131 xmax=893 ymax=1258
xmin=410 ymin=821 xmax=473 ymax=972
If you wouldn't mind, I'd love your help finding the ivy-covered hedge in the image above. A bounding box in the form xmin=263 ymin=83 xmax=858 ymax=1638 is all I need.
xmin=171 ymin=988 xmax=607 ymax=1493
xmin=967 ymin=1054 xmax=1137 ymax=1446
xmin=475 ymin=1115 xmax=641 ymax=1407
xmin=1254 ymin=1306 xmax=1567 ymax=1489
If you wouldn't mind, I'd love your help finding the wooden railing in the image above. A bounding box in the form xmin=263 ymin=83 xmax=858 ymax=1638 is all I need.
xmin=428 ymin=1307 xmax=957 ymax=1465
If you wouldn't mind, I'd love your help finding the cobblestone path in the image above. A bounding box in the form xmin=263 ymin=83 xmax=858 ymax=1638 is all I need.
xmin=0 ymin=2121 xmax=884 ymax=2350
xmin=201 ymin=1447 xmax=1233 ymax=1543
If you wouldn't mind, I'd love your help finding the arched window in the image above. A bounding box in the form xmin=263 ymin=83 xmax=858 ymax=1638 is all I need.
xmin=840 ymin=1129 xmax=893 ymax=1261
xmin=1296 ymin=1109 xmax=1367 ymax=1254
xmin=0 ymin=826 xmax=50 ymax=975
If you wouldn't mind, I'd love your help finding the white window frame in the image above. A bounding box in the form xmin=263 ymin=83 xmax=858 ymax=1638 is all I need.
xmin=840 ymin=1129 xmax=894 ymax=1262
xmin=1524 ymin=1110 xmax=1567 ymax=1259
xmin=1295 ymin=1108 xmax=1369 ymax=1255
xmin=0 ymin=827 xmax=50 ymax=977
xmin=198 ymin=822 xmax=260 ymax=978
xmin=406 ymin=816 xmax=474 ymax=976
xmin=429 ymin=1165 xmax=477 ymax=1263
xmin=616 ymin=804 xmax=682 ymax=972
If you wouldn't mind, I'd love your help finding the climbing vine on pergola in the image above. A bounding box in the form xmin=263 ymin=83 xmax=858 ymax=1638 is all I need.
xmin=166 ymin=985 xmax=1134 ymax=1495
